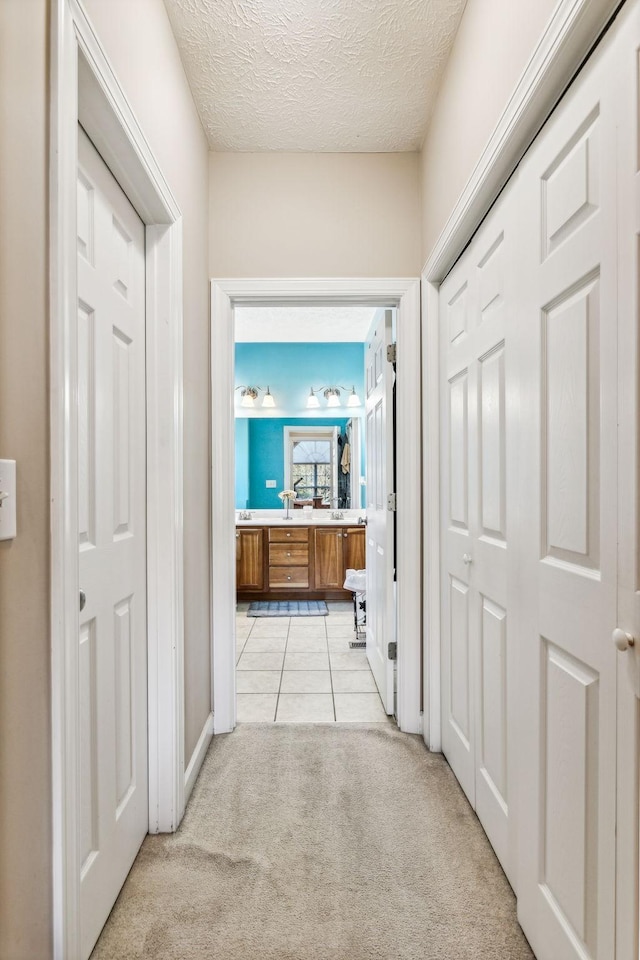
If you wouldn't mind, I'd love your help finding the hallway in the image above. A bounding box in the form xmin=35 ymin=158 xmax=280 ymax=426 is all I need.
xmin=91 ymin=724 xmax=533 ymax=960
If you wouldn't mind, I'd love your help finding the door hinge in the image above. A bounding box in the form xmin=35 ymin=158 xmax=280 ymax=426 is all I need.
xmin=387 ymin=492 xmax=397 ymax=512
xmin=388 ymin=641 xmax=397 ymax=661
xmin=386 ymin=342 xmax=397 ymax=364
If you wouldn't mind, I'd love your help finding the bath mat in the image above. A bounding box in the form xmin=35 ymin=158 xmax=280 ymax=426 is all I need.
xmin=247 ymin=600 xmax=329 ymax=617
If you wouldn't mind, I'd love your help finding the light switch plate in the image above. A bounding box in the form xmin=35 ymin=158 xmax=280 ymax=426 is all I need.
xmin=0 ymin=459 xmax=17 ymax=540
xmin=265 ymin=480 xmax=276 ymax=488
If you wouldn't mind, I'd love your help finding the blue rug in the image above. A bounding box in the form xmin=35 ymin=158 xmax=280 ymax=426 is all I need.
xmin=247 ymin=601 xmax=329 ymax=617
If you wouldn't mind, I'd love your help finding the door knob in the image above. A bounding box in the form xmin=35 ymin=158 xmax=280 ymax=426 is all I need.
xmin=463 ymin=554 xmax=473 ymax=565
xmin=79 ymin=589 xmax=86 ymax=612
xmin=613 ymin=628 xmax=635 ymax=652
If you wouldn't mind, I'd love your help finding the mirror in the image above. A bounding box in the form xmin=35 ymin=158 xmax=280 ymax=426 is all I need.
xmin=235 ymin=417 xmax=364 ymax=510
xmin=286 ymin=426 xmax=338 ymax=507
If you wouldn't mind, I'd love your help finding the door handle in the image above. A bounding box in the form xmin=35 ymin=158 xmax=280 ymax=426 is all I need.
xmin=613 ymin=628 xmax=635 ymax=652
xmin=79 ymin=589 xmax=86 ymax=612
xmin=463 ymin=554 xmax=473 ymax=565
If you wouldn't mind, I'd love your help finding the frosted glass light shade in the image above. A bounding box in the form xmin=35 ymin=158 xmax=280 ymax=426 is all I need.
xmin=240 ymin=386 xmax=258 ymax=408
xmin=262 ymin=387 xmax=275 ymax=408
xmin=326 ymin=389 xmax=341 ymax=408
xmin=347 ymin=387 xmax=361 ymax=407
xmin=307 ymin=389 xmax=320 ymax=409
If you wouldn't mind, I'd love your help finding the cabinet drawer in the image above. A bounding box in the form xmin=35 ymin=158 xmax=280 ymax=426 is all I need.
xmin=268 ymin=566 xmax=309 ymax=588
xmin=269 ymin=543 xmax=309 ymax=566
xmin=268 ymin=527 xmax=309 ymax=543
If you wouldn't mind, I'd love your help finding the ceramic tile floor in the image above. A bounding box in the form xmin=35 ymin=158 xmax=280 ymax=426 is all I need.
xmin=235 ymin=602 xmax=389 ymax=723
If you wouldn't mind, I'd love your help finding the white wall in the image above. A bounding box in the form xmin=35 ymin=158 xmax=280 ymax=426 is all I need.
xmin=209 ymin=151 xmax=421 ymax=278
xmin=419 ymin=0 xmax=558 ymax=265
xmin=83 ymin=0 xmax=212 ymax=762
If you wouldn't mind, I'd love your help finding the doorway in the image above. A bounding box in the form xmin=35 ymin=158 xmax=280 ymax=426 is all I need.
xmin=210 ymin=279 xmax=422 ymax=736
xmin=51 ymin=15 xmax=186 ymax=959
xmin=232 ymin=305 xmax=386 ymax=723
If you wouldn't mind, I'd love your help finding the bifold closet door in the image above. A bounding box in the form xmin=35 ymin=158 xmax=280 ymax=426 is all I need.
xmin=514 ymin=20 xmax=620 ymax=960
xmin=438 ymin=5 xmax=640 ymax=958
xmin=439 ymin=190 xmax=517 ymax=889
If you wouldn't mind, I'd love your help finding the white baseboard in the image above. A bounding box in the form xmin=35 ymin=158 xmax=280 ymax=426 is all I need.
xmin=183 ymin=712 xmax=214 ymax=805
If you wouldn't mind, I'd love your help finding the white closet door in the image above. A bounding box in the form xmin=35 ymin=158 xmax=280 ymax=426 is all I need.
xmin=365 ymin=309 xmax=395 ymax=714
xmin=439 ymin=191 xmax=517 ymax=886
xmin=514 ymin=25 xmax=619 ymax=960
xmin=77 ymin=126 xmax=148 ymax=959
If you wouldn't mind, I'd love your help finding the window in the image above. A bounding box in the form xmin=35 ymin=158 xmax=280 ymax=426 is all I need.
xmin=291 ymin=439 xmax=332 ymax=501
xmin=284 ymin=426 xmax=339 ymax=506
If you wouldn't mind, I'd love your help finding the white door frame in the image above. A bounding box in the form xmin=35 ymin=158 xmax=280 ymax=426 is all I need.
xmin=211 ymin=278 xmax=422 ymax=735
xmin=420 ymin=0 xmax=621 ymax=751
xmin=50 ymin=2 xmax=185 ymax=957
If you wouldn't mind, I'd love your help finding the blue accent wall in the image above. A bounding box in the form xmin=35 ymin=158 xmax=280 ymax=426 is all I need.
xmin=247 ymin=418 xmax=349 ymax=509
xmin=234 ymin=342 xmax=366 ymax=508
xmin=235 ymin=342 xmax=364 ymax=418
xmin=235 ymin=418 xmax=249 ymax=508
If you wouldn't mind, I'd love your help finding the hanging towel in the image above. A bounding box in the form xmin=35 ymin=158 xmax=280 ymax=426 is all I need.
xmin=341 ymin=442 xmax=351 ymax=474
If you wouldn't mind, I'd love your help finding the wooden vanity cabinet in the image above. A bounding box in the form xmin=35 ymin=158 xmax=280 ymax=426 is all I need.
xmin=343 ymin=527 xmax=366 ymax=572
xmin=235 ymin=524 xmax=366 ymax=601
xmin=236 ymin=527 xmax=264 ymax=591
xmin=315 ymin=526 xmax=366 ymax=589
xmin=268 ymin=527 xmax=309 ymax=589
xmin=314 ymin=528 xmax=345 ymax=589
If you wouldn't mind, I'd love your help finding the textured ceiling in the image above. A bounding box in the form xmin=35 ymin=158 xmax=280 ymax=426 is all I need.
xmin=234 ymin=306 xmax=377 ymax=342
xmin=163 ymin=0 xmax=467 ymax=152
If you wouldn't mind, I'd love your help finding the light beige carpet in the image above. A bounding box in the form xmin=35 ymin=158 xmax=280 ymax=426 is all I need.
xmin=92 ymin=724 xmax=534 ymax=960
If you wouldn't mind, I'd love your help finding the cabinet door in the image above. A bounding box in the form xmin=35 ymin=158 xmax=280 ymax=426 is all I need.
xmin=343 ymin=528 xmax=365 ymax=572
xmin=314 ymin=528 xmax=344 ymax=588
xmin=236 ymin=528 xmax=264 ymax=590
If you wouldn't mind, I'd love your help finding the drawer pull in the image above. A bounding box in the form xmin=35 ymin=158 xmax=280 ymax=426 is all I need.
xmin=287 ymin=532 xmax=291 ymax=537
xmin=287 ymin=575 xmax=292 ymax=581
xmin=287 ymin=552 xmax=291 ymax=557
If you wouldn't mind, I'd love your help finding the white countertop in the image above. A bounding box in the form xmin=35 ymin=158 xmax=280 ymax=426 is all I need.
xmin=236 ymin=513 xmax=365 ymax=528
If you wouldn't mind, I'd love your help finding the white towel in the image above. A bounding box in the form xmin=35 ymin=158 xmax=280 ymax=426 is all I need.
xmin=341 ymin=442 xmax=351 ymax=474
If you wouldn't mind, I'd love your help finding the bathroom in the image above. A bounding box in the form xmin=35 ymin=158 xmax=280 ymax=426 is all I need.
xmin=233 ymin=306 xmax=393 ymax=722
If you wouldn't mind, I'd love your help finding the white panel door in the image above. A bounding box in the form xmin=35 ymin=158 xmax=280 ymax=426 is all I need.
xmin=439 ymin=191 xmax=516 ymax=887
xmin=77 ymin=126 xmax=148 ymax=959
xmin=615 ymin=5 xmax=640 ymax=956
xmin=514 ymin=28 xmax=619 ymax=960
xmin=365 ymin=309 xmax=395 ymax=714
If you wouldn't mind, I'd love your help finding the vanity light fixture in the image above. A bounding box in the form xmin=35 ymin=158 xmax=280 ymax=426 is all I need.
xmin=306 ymin=385 xmax=361 ymax=409
xmin=261 ymin=386 xmax=275 ymax=408
xmin=306 ymin=388 xmax=320 ymax=409
xmin=346 ymin=386 xmax=361 ymax=408
xmin=235 ymin=385 xmax=276 ymax=409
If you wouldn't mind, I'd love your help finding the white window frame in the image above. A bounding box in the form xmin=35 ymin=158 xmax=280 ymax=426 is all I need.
xmin=284 ymin=425 xmax=339 ymax=505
